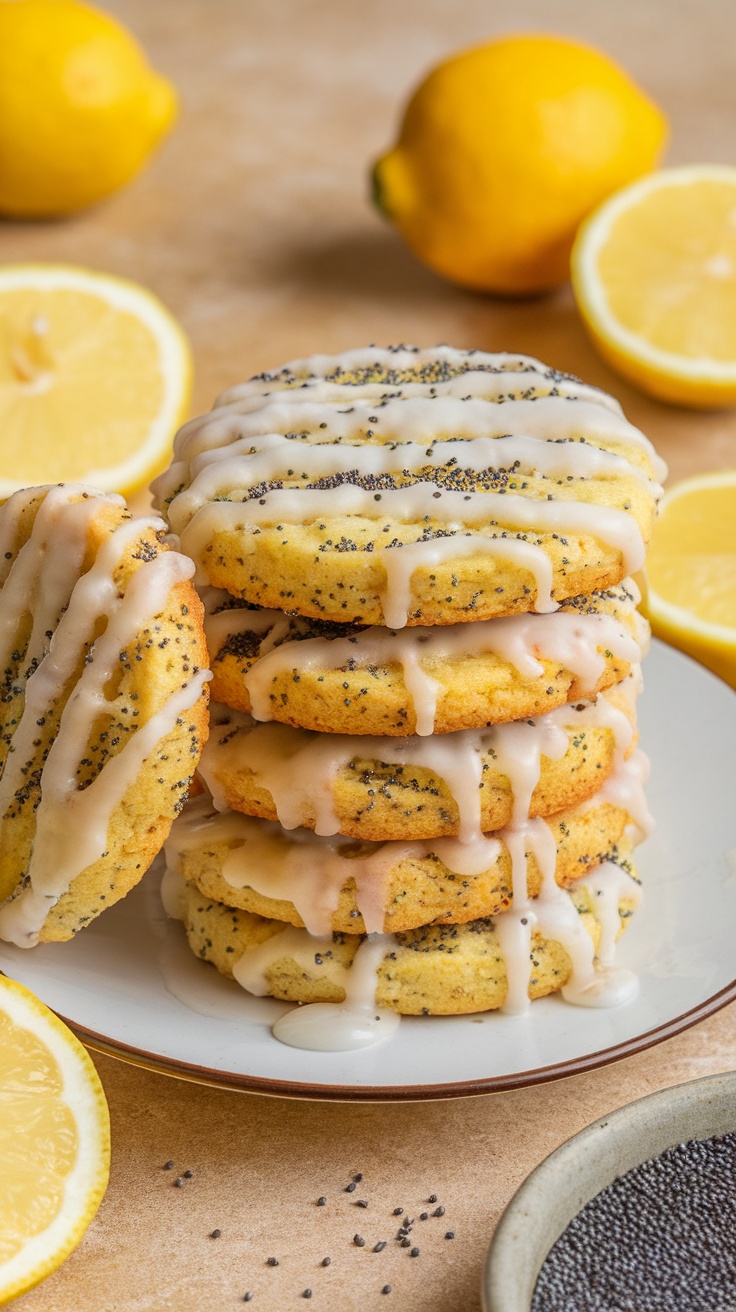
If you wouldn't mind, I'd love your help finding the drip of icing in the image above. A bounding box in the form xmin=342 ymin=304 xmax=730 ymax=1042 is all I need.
xmin=178 ymin=483 xmax=647 ymax=624
xmin=197 ymin=685 xmax=636 ymax=846
xmin=561 ymin=856 xmax=642 ymax=1008
xmin=161 ymin=865 xmax=188 ymax=920
xmin=270 ymin=936 xmax=400 ymax=1052
xmin=240 ymin=603 xmax=643 ymax=734
xmin=580 ymin=748 xmax=654 ymax=841
xmin=165 ymin=794 xmax=504 ymax=935
xmin=0 ymin=504 xmax=210 ymax=948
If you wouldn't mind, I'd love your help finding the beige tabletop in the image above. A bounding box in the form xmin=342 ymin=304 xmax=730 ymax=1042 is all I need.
xmin=5 ymin=1 xmax=736 ymax=1308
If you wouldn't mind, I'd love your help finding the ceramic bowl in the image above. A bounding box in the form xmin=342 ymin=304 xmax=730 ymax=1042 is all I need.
xmin=483 ymin=1070 xmax=736 ymax=1311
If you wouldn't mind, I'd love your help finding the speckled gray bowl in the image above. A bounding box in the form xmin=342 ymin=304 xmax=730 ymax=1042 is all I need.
xmin=483 ymin=1070 xmax=736 ymax=1312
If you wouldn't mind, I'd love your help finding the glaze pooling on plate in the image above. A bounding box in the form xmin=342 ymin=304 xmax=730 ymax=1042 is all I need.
xmin=168 ymin=848 xmax=642 ymax=1027
xmin=152 ymin=347 xmax=665 ymax=628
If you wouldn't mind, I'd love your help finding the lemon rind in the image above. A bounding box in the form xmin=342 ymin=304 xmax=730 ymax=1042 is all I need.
xmin=0 ymin=974 xmax=110 ymax=1305
xmin=572 ymin=165 xmax=736 ymax=385
xmin=0 ymin=263 xmax=191 ymax=498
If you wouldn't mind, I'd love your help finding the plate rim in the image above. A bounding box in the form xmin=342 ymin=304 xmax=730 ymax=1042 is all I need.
xmin=46 ymin=976 xmax=736 ymax=1102
xmin=3 ymin=638 xmax=736 ymax=1103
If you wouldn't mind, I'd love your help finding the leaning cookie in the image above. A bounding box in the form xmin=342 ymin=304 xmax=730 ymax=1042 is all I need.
xmin=196 ymin=682 xmax=638 ymax=842
xmin=0 ymin=485 xmax=210 ymax=947
xmin=203 ymin=580 xmax=647 ymax=736
xmin=174 ymin=848 xmax=641 ymax=1014
xmin=166 ymin=789 xmax=635 ymax=935
xmin=153 ymin=346 xmax=665 ymax=628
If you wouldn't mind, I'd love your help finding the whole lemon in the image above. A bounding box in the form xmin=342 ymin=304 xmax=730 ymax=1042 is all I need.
xmin=0 ymin=0 xmax=177 ymax=217
xmin=372 ymin=34 xmax=668 ymax=295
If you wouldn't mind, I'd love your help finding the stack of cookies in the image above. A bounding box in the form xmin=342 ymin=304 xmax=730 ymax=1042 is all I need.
xmin=153 ymin=346 xmax=664 ymax=1043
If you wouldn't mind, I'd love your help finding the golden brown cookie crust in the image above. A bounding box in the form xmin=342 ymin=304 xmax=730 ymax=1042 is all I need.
xmin=198 ymin=684 xmax=637 ymax=841
xmin=177 ymin=799 xmax=632 ymax=934
xmin=180 ymin=849 xmax=640 ymax=1014
xmin=205 ymin=582 xmax=646 ymax=735
xmin=0 ymin=487 xmax=210 ymax=943
xmin=156 ymin=347 xmax=663 ymax=627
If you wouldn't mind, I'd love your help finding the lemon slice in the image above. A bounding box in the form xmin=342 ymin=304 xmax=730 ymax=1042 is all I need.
xmin=0 ymin=263 xmax=191 ymax=496
xmin=0 ymin=974 xmax=110 ymax=1305
xmin=571 ymin=165 xmax=736 ymax=407
xmin=644 ymin=470 xmax=736 ymax=686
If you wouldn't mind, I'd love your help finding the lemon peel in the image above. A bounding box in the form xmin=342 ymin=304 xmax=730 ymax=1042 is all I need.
xmin=0 ymin=974 xmax=110 ymax=1305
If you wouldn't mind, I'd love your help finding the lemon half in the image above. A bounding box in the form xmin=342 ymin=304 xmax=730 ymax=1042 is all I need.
xmin=0 ymin=263 xmax=191 ymax=496
xmin=572 ymin=165 xmax=736 ymax=407
xmin=0 ymin=974 xmax=110 ymax=1305
xmin=644 ymin=470 xmax=736 ymax=687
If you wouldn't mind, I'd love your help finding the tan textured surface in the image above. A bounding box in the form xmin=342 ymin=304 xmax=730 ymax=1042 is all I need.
xmin=4 ymin=0 xmax=736 ymax=1308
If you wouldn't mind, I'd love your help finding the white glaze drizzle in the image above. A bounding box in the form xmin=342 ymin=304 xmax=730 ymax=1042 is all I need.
xmin=178 ymin=484 xmax=647 ymax=625
xmin=231 ymin=926 xmax=400 ymax=1051
xmin=165 ymin=793 xmax=504 ymax=936
xmin=210 ymin=849 xmax=641 ymax=1042
xmin=153 ymin=347 xmax=665 ymax=628
xmin=235 ymin=600 xmax=644 ymax=735
xmin=581 ymin=747 xmax=654 ymax=841
xmin=0 ymin=491 xmax=210 ymax=947
xmin=196 ymin=682 xmax=637 ymax=844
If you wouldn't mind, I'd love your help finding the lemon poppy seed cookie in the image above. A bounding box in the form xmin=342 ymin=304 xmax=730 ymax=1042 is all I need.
xmin=171 ymin=844 xmax=642 ymax=1014
xmin=0 ymin=484 xmax=210 ymax=947
xmin=203 ymin=579 xmax=647 ymax=735
xmin=197 ymin=679 xmax=639 ymax=842
xmin=153 ymin=346 xmax=665 ymax=628
xmin=168 ymin=789 xmax=635 ymax=935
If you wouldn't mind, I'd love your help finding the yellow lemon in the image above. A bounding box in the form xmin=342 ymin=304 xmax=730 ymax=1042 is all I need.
xmin=0 ymin=263 xmax=191 ymax=496
xmin=644 ymin=470 xmax=736 ymax=687
xmin=572 ymin=165 xmax=736 ymax=407
xmin=0 ymin=0 xmax=176 ymax=216
xmin=372 ymin=33 xmax=667 ymax=295
xmin=0 ymin=973 xmax=110 ymax=1305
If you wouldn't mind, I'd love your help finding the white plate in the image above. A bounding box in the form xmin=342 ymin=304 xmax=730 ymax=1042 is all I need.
xmin=1 ymin=639 xmax=735 ymax=1102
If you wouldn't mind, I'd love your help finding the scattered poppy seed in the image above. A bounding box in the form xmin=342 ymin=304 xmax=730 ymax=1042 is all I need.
xmin=316 ymin=1197 xmax=327 ymax=1206
xmin=163 ymin=1160 xmax=174 ymax=1171
xmin=353 ymin=1173 xmax=363 ymax=1182
xmin=303 ymin=1291 xmax=312 ymax=1299
xmin=374 ymin=1241 xmax=387 ymax=1253
xmin=410 ymin=1247 xmax=420 ymax=1257
xmin=243 ymin=1295 xmax=253 ymax=1304
xmin=345 ymin=1182 xmax=357 ymax=1193
xmin=183 ymin=1169 xmax=194 ymax=1179
xmin=321 ymin=1257 xmax=331 ymax=1267
xmin=419 ymin=1212 xmax=428 ymax=1221
xmin=267 ymin=1257 xmax=279 ymax=1267
xmin=173 ymin=1177 xmax=184 ymax=1188
xmin=427 ymin=1195 xmax=437 ymax=1204
xmin=401 ymin=1238 xmax=411 ymax=1248
xmin=393 ymin=1207 xmax=403 ymax=1216
xmin=445 ymin=1232 xmax=455 ymax=1239
xmin=356 ymin=1199 xmax=369 ymax=1208
xmin=210 ymin=1229 xmax=221 ymax=1238
xmin=433 ymin=1206 xmax=446 ymax=1217
xmin=354 ymin=1235 xmax=365 ymax=1247
xmin=382 ymin=1287 xmax=392 ymax=1295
